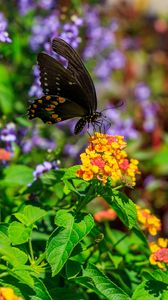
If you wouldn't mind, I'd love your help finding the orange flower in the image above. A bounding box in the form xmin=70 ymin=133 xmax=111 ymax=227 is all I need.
xmin=136 ymin=205 xmax=161 ymax=236
xmin=94 ymin=208 xmax=117 ymax=222
xmin=76 ymin=133 xmax=140 ymax=187
xmin=0 ymin=149 xmax=11 ymax=161
xmin=0 ymin=287 xmax=24 ymax=300
xmin=149 ymin=238 xmax=168 ymax=269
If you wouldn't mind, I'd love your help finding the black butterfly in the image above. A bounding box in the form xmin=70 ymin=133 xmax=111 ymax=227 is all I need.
xmin=28 ymin=38 xmax=102 ymax=134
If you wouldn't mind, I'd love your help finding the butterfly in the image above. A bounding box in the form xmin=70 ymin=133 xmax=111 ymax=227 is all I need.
xmin=28 ymin=38 xmax=102 ymax=134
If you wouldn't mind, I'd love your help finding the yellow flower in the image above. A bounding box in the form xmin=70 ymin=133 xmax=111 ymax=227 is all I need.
xmin=76 ymin=133 xmax=140 ymax=187
xmin=136 ymin=205 xmax=161 ymax=236
xmin=0 ymin=287 xmax=24 ymax=300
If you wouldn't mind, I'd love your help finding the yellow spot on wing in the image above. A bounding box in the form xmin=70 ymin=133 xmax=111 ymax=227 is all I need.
xmin=45 ymin=107 xmax=54 ymax=111
xmin=56 ymin=117 xmax=62 ymax=122
xmin=51 ymin=114 xmax=58 ymax=119
xmin=33 ymin=104 xmax=37 ymax=108
xmin=52 ymin=101 xmax=58 ymax=105
xmin=47 ymin=121 xmax=52 ymax=124
xmin=58 ymin=97 xmax=65 ymax=103
xmin=46 ymin=96 xmax=51 ymax=100
xmin=38 ymin=99 xmax=42 ymax=103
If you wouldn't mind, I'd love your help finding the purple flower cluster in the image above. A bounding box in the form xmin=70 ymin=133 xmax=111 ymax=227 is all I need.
xmin=22 ymin=128 xmax=55 ymax=153
xmin=29 ymin=12 xmax=83 ymax=97
xmin=0 ymin=122 xmax=55 ymax=155
xmin=33 ymin=160 xmax=58 ymax=180
xmin=29 ymin=65 xmax=42 ymax=98
xmin=82 ymin=7 xmax=125 ymax=80
xmin=105 ymin=109 xmax=138 ymax=140
xmin=29 ymin=13 xmax=60 ymax=52
xmin=134 ymin=83 xmax=157 ymax=132
xmin=0 ymin=12 xmax=11 ymax=43
xmin=95 ymin=50 xmax=125 ymax=80
xmin=83 ymin=8 xmax=117 ymax=58
xmin=0 ymin=123 xmax=16 ymax=152
xmin=17 ymin=0 xmax=54 ymax=15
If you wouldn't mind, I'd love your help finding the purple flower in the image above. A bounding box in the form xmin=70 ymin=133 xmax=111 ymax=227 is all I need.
xmin=64 ymin=144 xmax=80 ymax=158
xmin=17 ymin=0 xmax=34 ymax=15
xmin=22 ymin=129 xmax=55 ymax=153
xmin=134 ymin=83 xmax=151 ymax=101
xmin=29 ymin=65 xmax=42 ymax=97
xmin=105 ymin=110 xmax=138 ymax=140
xmin=134 ymin=83 xmax=157 ymax=132
xmin=94 ymin=50 xmax=125 ymax=80
xmin=59 ymin=23 xmax=81 ymax=49
xmin=0 ymin=13 xmax=11 ymax=43
xmin=0 ymin=123 xmax=16 ymax=152
xmin=33 ymin=160 xmax=58 ymax=180
xmin=83 ymin=8 xmax=117 ymax=59
xmin=94 ymin=59 xmax=112 ymax=80
xmin=109 ymin=50 xmax=125 ymax=69
xmin=38 ymin=0 xmax=55 ymax=10
xmin=29 ymin=13 xmax=60 ymax=51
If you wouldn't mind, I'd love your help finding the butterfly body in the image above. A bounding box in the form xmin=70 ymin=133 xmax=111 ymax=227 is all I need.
xmin=28 ymin=38 xmax=100 ymax=134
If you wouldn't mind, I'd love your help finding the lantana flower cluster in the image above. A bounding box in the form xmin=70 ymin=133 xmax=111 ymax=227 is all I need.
xmin=149 ymin=238 xmax=168 ymax=269
xmin=77 ymin=133 xmax=140 ymax=187
xmin=0 ymin=287 xmax=23 ymax=300
xmin=94 ymin=208 xmax=117 ymax=222
xmin=136 ymin=205 xmax=161 ymax=236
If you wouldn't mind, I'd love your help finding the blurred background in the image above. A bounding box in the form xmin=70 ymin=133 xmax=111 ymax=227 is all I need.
xmin=0 ymin=0 xmax=168 ymax=234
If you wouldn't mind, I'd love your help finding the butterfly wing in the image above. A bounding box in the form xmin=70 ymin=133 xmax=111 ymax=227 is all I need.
xmin=37 ymin=53 xmax=91 ymax=112
xmin=52 ymin=38 xmax=97 ymax=113
xmin=28 ymin=95 xmax=88 ymax=124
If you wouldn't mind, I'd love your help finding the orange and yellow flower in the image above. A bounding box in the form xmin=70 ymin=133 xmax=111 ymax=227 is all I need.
xmin=149 ymin=238 xmax=168 ymax=269
xmin=0 ymin=149 xmax=11 ymax=161
xmin=0 ymin=287 xmax=24 ymax=300
xmin=76 ymin=133 xmax=140 ymax=187
xmin=136 ymin=205 xmax=161 ymax=236
xmin=94 ymin=208 xmax=117 ymax=222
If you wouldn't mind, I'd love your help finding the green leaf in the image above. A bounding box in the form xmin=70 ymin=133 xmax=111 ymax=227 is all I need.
xmin=0 ymin=228 xmax=11 ymax=246
xmin=63 ymin=166 xmax=80 ymax=180
xmin=143 ymin=270 xmax=168 ymax=284
xmin=0 ymin=64 xmax=14 ymax=114
xmin=12 ymin=269 xmax=34 ymax=288
xmin=48 ymin=287 xmax=83 ymax=300
xmin=131 ymin=279 xmax=168 ymax=300
xmin=31 ymin=278 xmax=53 ymax=300
xmin=76 ymin=263 xmax=130 ymax=300
xmin=8 ymin=221 xmax=32 ymax=245
xmin=65 ymin=260 xmax=81 ymax=279
xmin=103 ymin=189 xmax=137 ymax=229
xmin=108 ymin=253 xmax=123 ymax=268
xmin=0 ymin=244 xmax=28 ymax=266
xmin=46 ymin=211 xmax=94 ymax=276
xmin=2 ymin=165 xmax=33 ymax=187
xmin=14 ymin=205 xmax=47 ymax=226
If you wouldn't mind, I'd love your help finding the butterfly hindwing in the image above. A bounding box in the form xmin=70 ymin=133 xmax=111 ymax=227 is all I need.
xmin=37 ymin=53 xmax=91 ymax=112
xmin=28 ymin=95 xmax=88 ymax=124
xmin=52 ymin=38 xmax=97 ymax=112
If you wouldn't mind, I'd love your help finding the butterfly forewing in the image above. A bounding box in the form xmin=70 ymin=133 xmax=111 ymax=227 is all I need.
xmin=37 ymin=53 xmax=91 ymax=111
xmin=52 ymin=38 xmax=97 ymax=113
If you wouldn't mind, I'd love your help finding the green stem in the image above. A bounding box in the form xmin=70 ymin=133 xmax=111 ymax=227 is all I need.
xmin=113 ymin=185 xmax=124 ymax=190
xmin=28 ymin=238 xmax=34 ymax=262
xmin=35 ymin=252 xmax=46 ymax=265
xmin=112 ymin=232 xmax=130 ymax=249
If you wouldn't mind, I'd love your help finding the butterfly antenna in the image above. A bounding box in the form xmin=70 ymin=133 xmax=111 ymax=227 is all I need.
xmin=101 ymin=99 xmax=125 ymax=113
